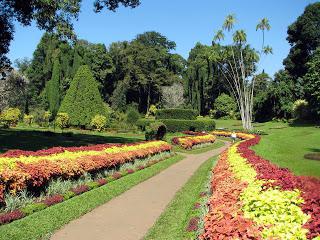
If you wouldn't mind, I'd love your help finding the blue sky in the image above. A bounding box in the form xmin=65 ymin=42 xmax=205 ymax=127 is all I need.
xmin=8 ymin=0 xmax=317 ymax=77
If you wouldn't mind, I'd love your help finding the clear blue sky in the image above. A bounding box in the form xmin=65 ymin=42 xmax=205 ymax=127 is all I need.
xmin=8 ymin=0 xmax=317 ymax=77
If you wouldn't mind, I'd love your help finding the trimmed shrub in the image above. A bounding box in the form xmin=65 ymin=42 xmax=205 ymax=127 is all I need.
xmin=0 ymin=108 xmax=21 ymax=127
xmin=55 ymin=112 xmax=70 ymax=130
xmin=161 ymin=119 xmax=216 ymax=132
xmin=91 ymin=114 xmax=107 ymax=132
xmin=126 ymin=108 xmax=140 ymax=126
xmin=145 ymin=122 xmax=167 ymax=140
xmin=155 ymin=108 xmax=198 ymax=120
xmin=59 ymin=65 xmax=108 ymax=127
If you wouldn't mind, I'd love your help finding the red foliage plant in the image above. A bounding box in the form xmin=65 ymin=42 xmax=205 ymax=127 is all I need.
xmin=41 ymin=194 xmax=64 ymax=206
xmin=71 ymin=185 xmax=89 ymax=195
xmin=200 ymin=151 xmax=261 ymax=240
xmin=186 ymin=217 xmax=200 ymax=232
xmin=112 ymin=172 xmax=122 ymax=180
xmin=237 ymin=135 xmax=320 ymax=239
xmin=0 ymin=210 xmax=25 ymax=225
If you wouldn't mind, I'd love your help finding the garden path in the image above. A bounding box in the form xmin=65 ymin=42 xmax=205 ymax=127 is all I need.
xmin=51 ymin=141 xmax=230 ymax=240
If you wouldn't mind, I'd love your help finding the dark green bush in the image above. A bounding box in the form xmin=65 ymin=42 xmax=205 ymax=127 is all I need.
xmin=155 ymin=108 xmax=198 ymax=120
xmin=126 ymin=108 xmax=140 ymax=126
xmin=136 ymin=118 xmax=156 ymax=131
xmin=161 ymin=119 xmax=216 ymax=132
xmin=145 ymin=122 xmax=167 ymax=140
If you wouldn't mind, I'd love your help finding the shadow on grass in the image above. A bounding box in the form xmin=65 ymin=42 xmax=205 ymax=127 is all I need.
xmin=0 ymin=128 xmax=142 ymax=153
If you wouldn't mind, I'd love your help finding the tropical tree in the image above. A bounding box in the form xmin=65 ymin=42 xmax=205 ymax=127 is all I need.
xmin=256 ymin=18 xmax=271 ymax=49
xmin=209 ymin=14 xmax=272 ymax=130
xmin=213 ymin=30 xmax=225 ymax=43
xmin=233 ymin=30 xmax=247 ymax=45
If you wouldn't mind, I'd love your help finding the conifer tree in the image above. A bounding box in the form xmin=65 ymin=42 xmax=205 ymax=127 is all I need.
xmin=46 ymin=58 xmax=61 ymax=116
xmin=59 ymin=65 xmax=108 ymax=127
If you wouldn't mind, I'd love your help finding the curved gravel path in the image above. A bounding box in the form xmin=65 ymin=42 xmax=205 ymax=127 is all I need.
xmin=51 ymin=141 xmax=230 ymax=240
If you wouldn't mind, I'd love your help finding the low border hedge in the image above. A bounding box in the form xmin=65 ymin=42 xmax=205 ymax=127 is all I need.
xmin=155 ymin=109 xmax=198 ymax=120
xmin=162 ymin=119 xmax=215 ymax=132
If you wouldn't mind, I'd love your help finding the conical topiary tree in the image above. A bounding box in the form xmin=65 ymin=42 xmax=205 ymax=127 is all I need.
xmin=59 ymin=65 xmax=107 ymax=127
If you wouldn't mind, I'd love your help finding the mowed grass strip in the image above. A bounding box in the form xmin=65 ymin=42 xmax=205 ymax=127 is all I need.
xmin=144 ymin=155 xmax=218 ymax=240
xmin=0 ymin=155 xmax=184 ymax=240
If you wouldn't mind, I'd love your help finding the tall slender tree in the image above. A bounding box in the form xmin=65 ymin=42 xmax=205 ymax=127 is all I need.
xmin=256 ymin=18 xmax=271 ymax=50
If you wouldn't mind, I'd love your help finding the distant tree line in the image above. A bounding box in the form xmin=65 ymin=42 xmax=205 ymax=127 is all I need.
xmin=0 ymin=2 xmax=319 ymax=125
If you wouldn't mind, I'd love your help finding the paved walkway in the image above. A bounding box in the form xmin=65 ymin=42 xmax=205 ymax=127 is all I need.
xmin=51 ymin=141 xmax=230 ymax=240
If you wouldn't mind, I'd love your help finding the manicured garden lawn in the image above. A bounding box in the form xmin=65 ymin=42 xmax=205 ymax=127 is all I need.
xmin=215 ymin=120 xmax=320 ymax=177
xmin=144 ymin=155 xmax=217 ymax=240
xmin=0 ymin=127 xmax=144 ymax=153
xmin=0 ymin=154 xmax=184 ymax=240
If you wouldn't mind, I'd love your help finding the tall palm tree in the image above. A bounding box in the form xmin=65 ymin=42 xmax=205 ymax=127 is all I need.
xmin=213 ymin=30 xmax=225 ymax=42
xmin=262 ymin=45 xmax=273 ymax=55
xmin=233 ymin=30 xmax=247 ymax=45
xmin=256 ymin=18 xmax=271 ymax=50
xmin=223 ymin=14 xmax=236 ymax=32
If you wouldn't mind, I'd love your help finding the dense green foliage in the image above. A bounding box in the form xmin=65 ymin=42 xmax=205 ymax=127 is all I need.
xmin=284 ymin=2 xmax=320 ymax=80
xmin=46 ymin=58 xmax=61 ymax=116
xmin=161 ymin=119 xmax=216 ymax=132
xmin=211 ymin=93 xmax=237 ymax=119
xmin=155 ymin=108 xmax=198 ymax=120
xmin=303 ymin=48 xmax=320 ymax=117
xmin=126 ymin=108 xmax=140 ymax=126
xmin=184 ymin=43 xmax=258 ymax=115
xmin=145 ymin=122 xmax=167 ymax=140
xmin=59 ymin=66 xmax=108 ymax=127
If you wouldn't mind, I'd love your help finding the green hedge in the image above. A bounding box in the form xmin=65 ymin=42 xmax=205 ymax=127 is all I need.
xmin=137 ymin=118 xmax=215 ymax=132
xmin=155 ymin=109 xmax=198 ymax=120
xmin=162 ymin=119 xmax=215 ymax=132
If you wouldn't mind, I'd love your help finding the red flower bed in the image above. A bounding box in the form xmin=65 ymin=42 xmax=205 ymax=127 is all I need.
xmin=181 ymin=131 xmax=207 ymax=136
xmin=200 ymin=151 xmax=261 ymax=239
xmin=237 ymin=135 xmax=320 ymax=239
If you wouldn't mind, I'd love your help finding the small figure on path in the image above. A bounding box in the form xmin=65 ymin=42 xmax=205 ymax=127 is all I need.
xmin=231 ymin=131 xmax=237 ymax=143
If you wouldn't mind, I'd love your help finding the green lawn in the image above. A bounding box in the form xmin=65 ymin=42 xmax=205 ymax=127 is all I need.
xmin=144 ymin=155 xmax=217 ymax=240
xmin=0 ymin=155 xmax=184 ymax=240
xmin=215 ymin=120 xmax=320 ymax=177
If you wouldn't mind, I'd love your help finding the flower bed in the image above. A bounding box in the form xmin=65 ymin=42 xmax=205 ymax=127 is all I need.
xmin=172 ymin=134 xmax=216 ymax=149
xmin=0 ymin=151 xmax=173 ymax=225
xmin=201 ymin=132 xmax=320 ymax=239
xmin=0 ymin=141 xmax=172 ymax=204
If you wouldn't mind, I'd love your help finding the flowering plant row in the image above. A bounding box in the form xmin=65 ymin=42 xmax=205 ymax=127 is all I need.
xmin=0 ymin=141 xmax=172 ymax=203
xmin=0 ymin=155 xmax=169 ymax=225
xmin=201 ymin=132 xmax=320 ymax=240
xmin=172 ymin=134 xmax=216 ymax=149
